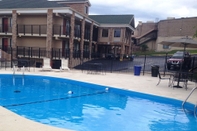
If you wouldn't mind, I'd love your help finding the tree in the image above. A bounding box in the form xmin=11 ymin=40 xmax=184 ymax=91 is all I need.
xmin=193 ymin=30 xmax=197 ymax=38
xmin=141 ymin=44 xmax=148 ymax=52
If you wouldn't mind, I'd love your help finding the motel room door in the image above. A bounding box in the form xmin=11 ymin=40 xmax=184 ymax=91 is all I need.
xmin=2 ymin=18 xmax=8 ymax=32
xmin=2 ymin=38 xmax=8 ymax=52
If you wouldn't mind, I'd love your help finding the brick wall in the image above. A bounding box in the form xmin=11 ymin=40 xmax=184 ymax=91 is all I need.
xmin=69 ymin=12 xmax=75 ymax=67
xmin=135 ymin=22 xmax=157 ymax=37
xmin=46 ymin=9 xmax=53 ymax=58
xmin=158 ymin=17 xmax=197 ymax=37
xmin=80 ymin=18 xmax=85 ymax=59
xmin=65 ymin=3 xmax=89 ymax=16
xmin=12 ymin=10 xmax=17 ymax=49
xmin=89 ymin=22 xmax=93 ymax=59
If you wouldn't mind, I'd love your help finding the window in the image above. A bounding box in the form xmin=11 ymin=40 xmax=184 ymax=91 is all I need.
xmin=74 ymin=24 xmax=81 ymax=38
xmin=163 ymin=45 xmax=169 ymax=49
xmin=102 ymin=29 xmax=108 ymax=37
xmin=85 ymin=6 xmax=88 ymax=14
xmin=10 ymin=18 xmax=12 ymax=27
xmin=114 ymin=29 xmax=121 ymax=37
xmin=66 ymin=20 xmax=70 ymax=35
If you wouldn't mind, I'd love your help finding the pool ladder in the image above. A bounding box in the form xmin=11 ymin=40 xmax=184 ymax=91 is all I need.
xmin=13 ymin=65 xmax=25 ymax=75
xmin=182 ymin=86 xmax=197 ymax=116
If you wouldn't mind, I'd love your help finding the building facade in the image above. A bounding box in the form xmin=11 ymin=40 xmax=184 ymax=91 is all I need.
xmin=0 ymin=0 xmax=135 ymax=68
xmin=133 ymin=17 xmax=197 ymax=52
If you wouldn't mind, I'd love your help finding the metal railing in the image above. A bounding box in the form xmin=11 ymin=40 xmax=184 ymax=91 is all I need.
xmin=17 ymin=25 xmax=47 ymax=36
xmin=1 ymin=47 xmax=197 ymax=81
xmin=0 ymin=24 xmax=12 ymax=34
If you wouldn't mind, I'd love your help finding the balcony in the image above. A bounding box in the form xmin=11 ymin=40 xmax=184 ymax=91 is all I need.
xmin=53 ymin=25 xmax=70 ymax=37
xmin=0 ymin=24 xmax=12 ymax=35
xmin=135 ymin=30 xmax=157 ymax=45
xmin=17 ymin=24 xmax=72 ymax=38
xmin=17 ymin=25 xmax=47 ymax=37
xmin=1 ymin=23 xmax=93 ymax=41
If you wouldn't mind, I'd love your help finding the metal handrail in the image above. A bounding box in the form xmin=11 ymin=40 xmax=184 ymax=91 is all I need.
xmin=194 ymin=103 xmax=197 ymax=116
xmin=182 ymin=86 xmax=197 ymax=116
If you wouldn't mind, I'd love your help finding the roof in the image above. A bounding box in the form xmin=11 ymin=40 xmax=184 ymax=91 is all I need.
xmin=56 ymin=0 xmax=89 ymax=2
xmin=55 ymin=0 xmax=91 ymax=6
xmin=89 ymin=15 xmax=134 ymax=24
xmin=0 ymin=0 xmax=64 ymax=9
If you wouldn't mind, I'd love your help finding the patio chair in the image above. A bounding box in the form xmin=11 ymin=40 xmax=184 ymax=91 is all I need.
xmin=60 ymin=58 xmax=70 ymax=71
xmin=42 ymin=58 xmax=52 ymax=71
xmin=171 ymin=72 xmax=189 ymax=90
xmin=156 ymin=71 xmax=174 ymax=87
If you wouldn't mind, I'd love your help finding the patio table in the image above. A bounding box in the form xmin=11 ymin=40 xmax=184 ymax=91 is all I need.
xmin=168 ymin=70 xmax=193 ymax=89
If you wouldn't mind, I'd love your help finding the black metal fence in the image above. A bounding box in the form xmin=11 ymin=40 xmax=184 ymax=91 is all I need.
xmin=75 ymin=55 xmax=168 ymax=74
xmin=1 ymin=47 xmax=197 ymax=81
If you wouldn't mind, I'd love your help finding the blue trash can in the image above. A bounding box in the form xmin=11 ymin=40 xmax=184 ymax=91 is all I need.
xmin=134 ymin=65 xmax=142 ymax=76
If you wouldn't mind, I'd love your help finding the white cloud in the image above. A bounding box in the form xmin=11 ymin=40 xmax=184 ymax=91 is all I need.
xmin=89 ymin=0 xmax=197 ymax=26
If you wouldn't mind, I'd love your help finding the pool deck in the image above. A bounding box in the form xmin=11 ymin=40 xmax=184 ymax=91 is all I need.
xmin=0 ymin=68 xmax=197 ymax=131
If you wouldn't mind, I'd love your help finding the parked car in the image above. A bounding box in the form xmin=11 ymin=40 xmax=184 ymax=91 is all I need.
xmin=167 ymin=51 xmax=191 ymax=70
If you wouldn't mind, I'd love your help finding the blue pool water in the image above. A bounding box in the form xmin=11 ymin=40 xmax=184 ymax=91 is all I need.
xmin=0 ymin=74 xmax=197 ymax=131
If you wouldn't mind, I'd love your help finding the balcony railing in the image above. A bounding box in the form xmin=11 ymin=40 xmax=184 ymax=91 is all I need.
xmin=1 ymin=23 xmax=94 ymax=41
xmin=53 ymin=25 xmax=70 ymax=37
xmin=136 ymin=30 xmax=157 ymax=45
xmin=0 ymin=24 xmax=12 ymax=34
xmin=17 ymin=25 xmax=47 ymax=36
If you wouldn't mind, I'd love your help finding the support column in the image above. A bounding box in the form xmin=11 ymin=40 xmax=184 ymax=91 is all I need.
xmin=46 ymin=9 xmax=53 ymax=58
xmin=80 ymin=17 xmax=85 ymax=60
xmin=12 ymin=10 xmax=17 ymax=49
xmin=120 ymin=43 xmax=125 ymax=61
xmin=128 ymin=31 xmax=132 ymax=55
xmin=89 ymin=22 xmax=93 ymax=59
xmin=12 ymin=10 xmax=17 ymax=59
xmin=69 ymin=12 xmax=75 ymax=67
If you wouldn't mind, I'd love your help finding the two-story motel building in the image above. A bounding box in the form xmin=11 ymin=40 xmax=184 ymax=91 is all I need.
xmin=0 ymin=0 xmax=135 ymax=68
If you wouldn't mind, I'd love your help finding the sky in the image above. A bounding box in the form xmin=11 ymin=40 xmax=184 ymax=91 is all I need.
xmin=89 ymin=0 xmax=197 ymax=27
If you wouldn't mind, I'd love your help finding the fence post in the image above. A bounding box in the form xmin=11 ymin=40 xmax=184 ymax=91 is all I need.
xmin=163 ymin=53 xmax=168 ymax=76
xmin=143 ymin=54 xmax=146 ymax=75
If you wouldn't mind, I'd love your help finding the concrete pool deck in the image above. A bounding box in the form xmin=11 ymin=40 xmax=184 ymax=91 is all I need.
xmin=0 ymin=68 xmax=197 ymax=131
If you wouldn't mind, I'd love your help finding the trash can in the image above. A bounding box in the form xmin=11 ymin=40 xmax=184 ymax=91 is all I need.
xmin=134 ymin=65 xmax=142 ymax=76
xmin=130 ymin=55 xmax=134 ymax=61
xmin=151 ymin=65 xmax=159 ymax=77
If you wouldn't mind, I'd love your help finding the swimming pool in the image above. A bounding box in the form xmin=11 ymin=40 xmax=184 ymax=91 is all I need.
xmin=0 ymin=74 xmax=196 ymax=131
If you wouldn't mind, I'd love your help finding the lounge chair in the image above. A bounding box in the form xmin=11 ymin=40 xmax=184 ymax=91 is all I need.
xmin=42 ymin=58 xmax=52 ymax=71
xmin=60 ymin=58 xmax=70 ymax=71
